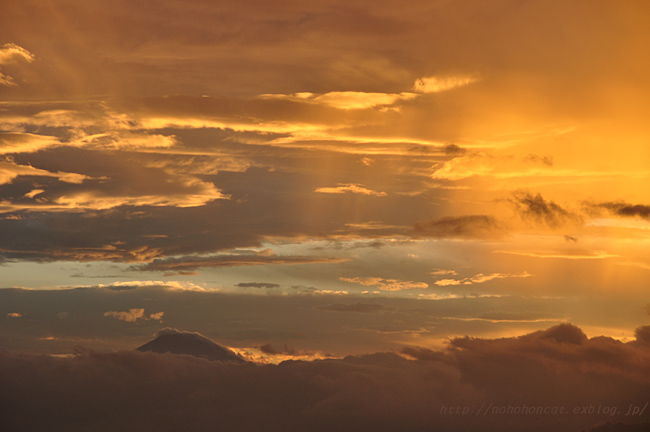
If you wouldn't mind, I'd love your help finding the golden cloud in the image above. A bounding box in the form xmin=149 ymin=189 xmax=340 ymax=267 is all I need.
xmin=413 ymin=75 xmax=480 ymax=93
xmin=315 ymin=183 xmax=387 ymax=196
xmin=340 ymin=276 xmax=428 ymax=291
xmin=104 ymin=308 xmax=164 ymax=323
xmin=260 ymin=91 xmax=418 ymax=110
xmin=0 ymin=43 xmax=35 ymax=64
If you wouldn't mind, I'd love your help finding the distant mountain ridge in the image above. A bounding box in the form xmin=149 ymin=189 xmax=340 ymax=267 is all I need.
xmin=136 ymin=328 xmax=247 ymax=363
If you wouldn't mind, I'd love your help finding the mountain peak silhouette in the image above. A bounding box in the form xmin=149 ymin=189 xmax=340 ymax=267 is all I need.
xmin=136 ymin=328 xmax=246 ymax=363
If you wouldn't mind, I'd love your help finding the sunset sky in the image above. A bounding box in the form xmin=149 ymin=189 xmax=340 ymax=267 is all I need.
xmin=1 ymin=1 xmax=650 ymax=430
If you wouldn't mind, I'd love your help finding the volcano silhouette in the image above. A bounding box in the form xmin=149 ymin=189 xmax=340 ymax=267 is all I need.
xmin=136 ymin=328 xmax=247 ymax=363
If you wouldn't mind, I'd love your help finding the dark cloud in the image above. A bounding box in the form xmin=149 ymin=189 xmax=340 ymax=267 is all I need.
xmin=510 ymin=191 xmax=579 ymax=228
xmin=408 ymin=145 xmax=436 ymax=154
xmin=260 ymin=343 xmax=296 ymax=356
xmin=580 ymin=422 xmax=650 ymax=432
xmin=414 ymin=215 xmax=507 ymax=239
xmin=236 ymin=282 xmax=281 ymax=289
xmin=165 ymin=270 xmax=198 ymax=276
xmin=1 ymin=146 xmax=226 ymax=210
xmin=1 ymin=286 xmax=592 ymax=357
xmin=104 ymin=284 xmax=138 ymax=291
xmin=524 ymin=154 xmax=554 ymax=166
xmin=535 ymin=322 xmax=588 ymax=344
xmin=589 ymin=202 xmax=650 ymax=220
xmin=316 ymin=303 xmax=390 ymax=313
xmin=70 ymin=273 xmax=134 ymax=279
xmin=565 ymin=235 xmax=578 ymax=243
xmin=130 ymin=251 xmax=345 ymax=272
xmin=2 ymin=0 xmax=647 ymax=105
xmin=400 ymin=345 xmax=446 ymax=362
xmin=0 ymin=140 xmax=436 ymax=264
xmin=1 ymin=323 xmax=650 ymax=432
xmin=633 ymin=326 xmax=650 ymax=346
xmin=442 ymin=143 xmax=467 ymax=155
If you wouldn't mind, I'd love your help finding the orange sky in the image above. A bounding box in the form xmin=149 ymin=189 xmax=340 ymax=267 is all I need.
xmin=1 ymin=0 xmax=650 ymax=358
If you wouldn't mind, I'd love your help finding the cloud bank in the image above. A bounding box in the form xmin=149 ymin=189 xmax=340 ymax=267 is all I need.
xmin=1 ymin=323 xmax=649 ymax=432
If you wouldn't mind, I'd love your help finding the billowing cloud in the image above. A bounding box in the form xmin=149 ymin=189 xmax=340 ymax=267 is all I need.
xmin=103 ymin=308 xmax=164 ymax=323
xmin=2 ymin=323 xmax=650 ymax=431
xmin=433 ymin=279 xmax=462 ymax=287
xmin=310 ymin=289 xmax=349 ymax=295
xmin=0 ymin=43 xmax=34 ymax=87
xmin=634 ymin=326 xmax=650 ymax=346
xmin=148 ymin=311 xmax=165 ymax=321
xmin=0 ymin=44 xmax=34 ymax=65
xmin=414 ymin=215 xmax=507 ymax=239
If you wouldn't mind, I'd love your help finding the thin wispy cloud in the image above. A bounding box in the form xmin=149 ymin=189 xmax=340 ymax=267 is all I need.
xmin=315 ymin=183 xmax=387 ymax=196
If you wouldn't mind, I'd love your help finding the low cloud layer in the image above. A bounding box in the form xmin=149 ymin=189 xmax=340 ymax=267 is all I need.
xmin=1 ymin=323 xmax=649 ymax=432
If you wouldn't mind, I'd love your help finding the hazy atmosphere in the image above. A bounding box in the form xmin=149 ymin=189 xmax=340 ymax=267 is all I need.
xmin=1 ymin=1 xmax=649 ymax=431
